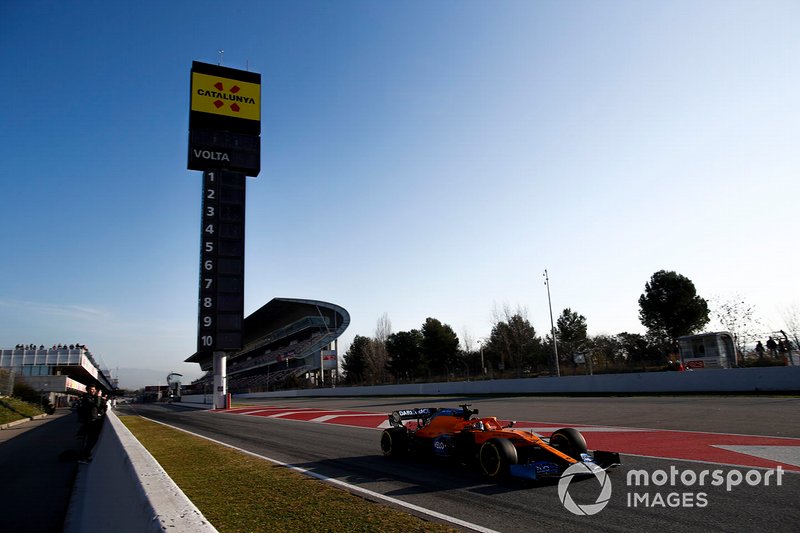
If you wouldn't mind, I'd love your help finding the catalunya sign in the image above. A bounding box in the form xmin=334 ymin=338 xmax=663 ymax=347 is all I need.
xmin=188 ymin=61 xmax=261 ymax=176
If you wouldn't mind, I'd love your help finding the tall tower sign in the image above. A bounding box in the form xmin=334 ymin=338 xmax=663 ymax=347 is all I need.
xmin=188 ymin=61 xmax=260 ymax=408
xmin=189 ymin=61 xmax=261 ymax=176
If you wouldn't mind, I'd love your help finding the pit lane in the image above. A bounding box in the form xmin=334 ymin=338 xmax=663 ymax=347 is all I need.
xmin=121 ymin=396 xmax=800 ymax=532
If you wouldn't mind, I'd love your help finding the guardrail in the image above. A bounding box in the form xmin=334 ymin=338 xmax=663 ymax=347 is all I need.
xmin=64 ymin=409 xmax=216 ymax=533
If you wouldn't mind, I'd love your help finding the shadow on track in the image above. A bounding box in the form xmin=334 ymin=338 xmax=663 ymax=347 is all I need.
xmin=286 ymin=451 xmax=566 ymax=499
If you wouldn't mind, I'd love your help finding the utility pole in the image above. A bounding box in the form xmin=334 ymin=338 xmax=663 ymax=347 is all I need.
xmin=544 ymin=269 xmax=560 ymax=377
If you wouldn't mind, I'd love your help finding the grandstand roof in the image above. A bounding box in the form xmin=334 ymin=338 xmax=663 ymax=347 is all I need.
xmin=185 ymin=297 xmax=349 ymax=371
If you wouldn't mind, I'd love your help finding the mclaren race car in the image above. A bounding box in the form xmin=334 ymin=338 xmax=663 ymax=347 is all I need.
xmin=380 ymin=404 xmax=620 ymax=480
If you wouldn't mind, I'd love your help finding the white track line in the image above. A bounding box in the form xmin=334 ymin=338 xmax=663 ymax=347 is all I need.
xmin=514 ymin=426 xmax=649 ymax=433
xmin=309 ymin=413 xmax=381 ymax=422
xmin=140 ymin=416 xmax=500 ymax=533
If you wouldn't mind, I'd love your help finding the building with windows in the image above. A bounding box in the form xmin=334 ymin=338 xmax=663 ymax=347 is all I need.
xmin=0 ymin=344 xmax=115 ymax=406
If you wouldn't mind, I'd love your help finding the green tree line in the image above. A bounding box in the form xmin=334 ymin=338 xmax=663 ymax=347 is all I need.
xmin=340 ymin=269 xmax=775 ymax=384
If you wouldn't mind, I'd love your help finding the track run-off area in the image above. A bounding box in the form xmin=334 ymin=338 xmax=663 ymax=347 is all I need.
xmin=126 ymin=396 xmax=800 ymax=532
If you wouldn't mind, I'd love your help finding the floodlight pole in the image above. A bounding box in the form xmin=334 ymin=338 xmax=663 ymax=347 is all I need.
xmin=544 ymin=269 xmax=560 ymax=377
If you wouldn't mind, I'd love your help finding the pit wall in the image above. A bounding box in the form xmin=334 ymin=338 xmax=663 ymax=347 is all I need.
xmin=64 ymin=409 xmax=217 ymax=533
xmin=179 ymin=366 xmax=800 ymax=403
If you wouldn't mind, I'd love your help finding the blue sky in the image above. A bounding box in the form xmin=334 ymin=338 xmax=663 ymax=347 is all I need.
xmin=2 ymin=1 xmax=798 ymax=388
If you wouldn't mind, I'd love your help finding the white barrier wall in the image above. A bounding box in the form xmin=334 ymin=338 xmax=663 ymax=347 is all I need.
xmin=64 ymin=410 xmax=217 ymax=533
xmin=209 ymin=366 xmax=800 ymax=401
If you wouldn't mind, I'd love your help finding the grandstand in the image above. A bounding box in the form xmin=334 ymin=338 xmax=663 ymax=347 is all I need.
xmin=185 ymin=298 xmax=349 ymax=393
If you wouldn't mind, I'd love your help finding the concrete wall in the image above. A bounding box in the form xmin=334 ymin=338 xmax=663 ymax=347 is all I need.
xmin=64 ymin=409 xmax=217 ymax=533
xmin=191 ymin=366 xmax=800 ymax=401
xmin=180 ymin=396 xmax=215 ymax=406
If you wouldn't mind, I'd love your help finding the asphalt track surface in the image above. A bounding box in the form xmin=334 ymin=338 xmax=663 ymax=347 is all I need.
xmin=121 ymin=396 xmax=800 ymax=532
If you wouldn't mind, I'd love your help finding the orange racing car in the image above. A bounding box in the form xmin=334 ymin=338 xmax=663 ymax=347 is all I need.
xmin=380 ymin=404 xmax=620 ymax=480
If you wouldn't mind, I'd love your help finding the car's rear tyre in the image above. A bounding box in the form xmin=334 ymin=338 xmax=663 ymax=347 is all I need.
xmin=478 ymin=438 xmax=518 ymax=478
xmin=381 ymin=428 xmax=408 ymax=458
xmin=549 ymin=428 xmax=588 ymax=460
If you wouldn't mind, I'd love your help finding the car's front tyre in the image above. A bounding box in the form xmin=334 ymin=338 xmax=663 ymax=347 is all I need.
xmin=478 ymin=438 xmax=518 ymax=478
xmin=549 ymin=428 xmax=588 ymax=460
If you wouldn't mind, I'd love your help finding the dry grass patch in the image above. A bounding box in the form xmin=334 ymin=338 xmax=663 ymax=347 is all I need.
xmin=120 ymin=415 xmax=457 ymax=533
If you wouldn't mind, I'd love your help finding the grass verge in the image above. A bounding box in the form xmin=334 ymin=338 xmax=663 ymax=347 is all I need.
xmin=0 ymin=397 xmax=45 ymax=425
xmin=119 ymin=415 xmax=456 ymax=533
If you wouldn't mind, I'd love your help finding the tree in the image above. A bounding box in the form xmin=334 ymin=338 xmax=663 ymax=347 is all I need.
xmin=457 ymin=327 xmax=485 ymax=378
xmin=460 ymin=327 xmax=475 ymax=354
xmin=587 ymin=334 xmax=623 ymax=371
xmin=342 ymin=335 xmax=370 ymax=385
xmin=780 ymin=305 xmax=800 ymax=364
xmin=13 ymin=379 xmax=41 ymax=404
xmin=421 ymin=317 xmax=460 ymax=379
xmin=556 ymin=308 xmax=588 ymax=373
xmin=617 ymin=332 xmax=657 ymax=370
xmin=487 ymin=307 xmax=544 ymax=376
xmin=374 ymin=312 xmax=392 ymax=343
xmin=638 ymin=270 xmax=710 ymax=346
xmin=363 ymin=339 xmax=389 ymax=385
xmin=386 ymin=329 xmax=423 ymax=382
xmin=557 ymin=308 xmax=588 ymax=349
xmin=362 ymin=314 xmax=392 ymax=385
xmin=712 ymin=295 xmax=763 ymax=359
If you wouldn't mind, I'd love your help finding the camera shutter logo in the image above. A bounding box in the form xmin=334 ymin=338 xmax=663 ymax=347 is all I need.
xmin=558 ymin=462 xmax=613 ymax=516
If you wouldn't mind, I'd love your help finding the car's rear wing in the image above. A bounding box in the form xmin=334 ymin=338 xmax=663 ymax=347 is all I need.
xmin=388 ymin=404 xmax=479 ymax=427
xmin=388 ymin=408 xmax=437 ymax=427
